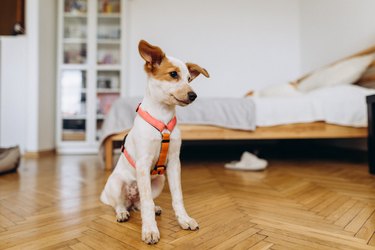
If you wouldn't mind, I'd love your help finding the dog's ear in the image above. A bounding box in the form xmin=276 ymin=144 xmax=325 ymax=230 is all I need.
xmin=186 ymin=63 xmax=210 ymax=82
xmin=138 ymin=40 xmax=165 ymax=67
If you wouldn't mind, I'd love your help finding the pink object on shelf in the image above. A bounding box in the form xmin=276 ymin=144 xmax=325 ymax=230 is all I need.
xmin=97 ymin=93 xmax=119 ymax=115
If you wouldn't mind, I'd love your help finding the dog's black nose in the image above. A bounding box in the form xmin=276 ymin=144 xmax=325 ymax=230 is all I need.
xmin=188 ymin=91 xmax=197 ymax=102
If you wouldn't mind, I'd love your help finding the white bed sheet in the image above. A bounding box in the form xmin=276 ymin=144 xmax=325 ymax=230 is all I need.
xmin=253 ymin=85 xmax=375 ymax=127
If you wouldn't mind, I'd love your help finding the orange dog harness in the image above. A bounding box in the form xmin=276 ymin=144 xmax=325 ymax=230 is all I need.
xmin=121 ymin=104 xmax=177 ymax=175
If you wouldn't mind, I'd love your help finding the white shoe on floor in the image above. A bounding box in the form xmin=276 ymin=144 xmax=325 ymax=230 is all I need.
xmin=224 ymin=151 xmax=268 ymax=171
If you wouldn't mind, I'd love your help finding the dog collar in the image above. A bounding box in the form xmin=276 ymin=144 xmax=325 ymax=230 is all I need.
xmin=121 ymin=103 xmax=177 ymax=175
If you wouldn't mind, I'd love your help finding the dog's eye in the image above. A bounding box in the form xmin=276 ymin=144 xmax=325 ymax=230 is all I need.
xmin=188 ymin=76 xmax=192 ymax=82
xmin=169 ymin=71 xmax=178 ymax=79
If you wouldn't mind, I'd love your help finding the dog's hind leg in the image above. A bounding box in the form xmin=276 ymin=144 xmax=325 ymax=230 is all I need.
xmin=102 ymin=174 xmax=131 ymax=222
xmin=151 ymin=175 xmax=165 ymax=199
xmin=151 ymin=175 xmax=165 ymax=215
xmin=132 ymin=175 xmax=165 ymax=215
xmin=133 ymin=201 xmax=162 ymax=216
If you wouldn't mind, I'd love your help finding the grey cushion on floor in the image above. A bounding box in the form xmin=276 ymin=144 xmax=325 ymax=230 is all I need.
xmin=0 ymin=146 xmax=21 ymax=174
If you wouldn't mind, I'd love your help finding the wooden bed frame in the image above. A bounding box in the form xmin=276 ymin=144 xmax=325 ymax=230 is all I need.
xmin=103 ymin=122 xmax=368 ymax=170
xmin=102 ymin=45 xmax=375 ymax=173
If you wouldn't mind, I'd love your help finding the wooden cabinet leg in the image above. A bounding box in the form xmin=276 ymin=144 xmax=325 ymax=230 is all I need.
xmin=367 ymin=95 xmax=375 ymax=175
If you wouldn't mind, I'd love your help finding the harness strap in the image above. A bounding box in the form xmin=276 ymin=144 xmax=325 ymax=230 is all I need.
xmin=151 ymin=133 xmax=170 ymax=175
xmin=121 ymin=135 xmax=136 ymax=168
xmin=123 ymin=147 xmax=136 ymax=168
xmin=137 ymin=104 xmax=177 ymax=132
xmin=121 ymin=104 xmax=176 ymax=175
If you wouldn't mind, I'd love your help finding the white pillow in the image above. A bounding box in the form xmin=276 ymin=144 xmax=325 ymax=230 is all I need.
xmin=250 ymin=83 xmax=302 ymax=98
xmin=297 ymin=54 xmax=375 ymax=92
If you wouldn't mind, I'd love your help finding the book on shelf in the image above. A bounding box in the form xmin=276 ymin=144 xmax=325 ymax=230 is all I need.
xmin=98 ymin=0 xmax=120 ymax=14
xmin=65 ymin=0 xmax=87 ymax=14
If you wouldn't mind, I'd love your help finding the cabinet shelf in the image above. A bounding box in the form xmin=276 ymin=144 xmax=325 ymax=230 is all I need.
xmin=64 ymin=13 xmax=87 ymax=18
xmin=64 ymin=38 xmax=87 ymax=44
xmin=62 ymin=115 xmax=86 ymax=120
xmin=97 ymin=39 xmax=121 ymax=44
xmin=96 ymin=64 xmax=121 ymax=70
xmin=98 ymin=13 xmax=120 ymax=18
xmin=97 ymin=88 xmax=120 ymax=93
xmin=61 ymin=64 xmax=88 ymax=70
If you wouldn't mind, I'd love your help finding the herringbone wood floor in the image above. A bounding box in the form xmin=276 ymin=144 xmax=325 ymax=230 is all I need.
xmin=1 ymin=148 xmax=375 ymax=249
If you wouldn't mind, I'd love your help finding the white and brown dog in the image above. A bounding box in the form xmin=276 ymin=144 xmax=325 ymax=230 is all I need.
xmin=100 ymin=40 xmax=209 ymax=244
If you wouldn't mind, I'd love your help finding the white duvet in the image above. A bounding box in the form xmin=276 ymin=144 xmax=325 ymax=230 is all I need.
xmin=253 ymin=85 xmax=375 ymax=127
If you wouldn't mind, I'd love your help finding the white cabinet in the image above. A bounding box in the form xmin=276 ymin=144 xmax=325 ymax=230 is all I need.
xmin=56 ymin=0 xmax=126 ymax=153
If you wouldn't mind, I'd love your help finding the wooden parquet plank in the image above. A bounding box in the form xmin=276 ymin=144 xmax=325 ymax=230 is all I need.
xmin=70 ymin=242 xmax=94 ymax=250
xmin=214 ymin=227 xmax=260 ymax=249
xmin=297 ymin=187 xmax=330 ymax=206
xmin=249 ymin=240 xmax=273 ymax=250
xmin=39 ymin=239 xmax=80 ymax=250
xmin=325 ymin=199 xmax=357 ymax=222
xmin=0 ymin=203 xmax=26 ymax=223
xmin=258 ymin=228 xmax=353 ymax=250
xmin=78 ymin=229 xmax=137 ymax=250
xmin=317 ymin=195 xmax=350 ymax=217
xmin=0 ymin=214 xmax=16 ymax=228
xmin=309 ymin=192 xmax=339 ymax=213
xmin=356 ymin=210 xmax=375 ymax=242
xmin=5 ymin=227 xmax=88 ymax=250
xmin=252 ymin=218 xmax=372 ymax=249
xmin=303 ymin=190 xmax=334 ymax=210
xmin=243 ymin=207 xmax=352 ymax=236
xmin=233 ymin=233 xmax=268 ymax=250
xmin=170 ymin=215 xmax=252 ymax=248
xmin=169 ymin=211 xmax=248 ymax=243
xmin=87 ymin=218 xmax=173 ymax=249
xmin=368 ymin=233 xmax=375 ymax=246
xmin=0 ymin=210 xmax=102 ymax=249
xmin=335 ymin=202 xmax=367 ymax=227
xmin=345 ymin=205 xmax=375 ymax=233
xmin=263 ymin=236 xmax=318 ymax=250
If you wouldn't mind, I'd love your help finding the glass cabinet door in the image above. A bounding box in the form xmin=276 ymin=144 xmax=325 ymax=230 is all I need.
xmin=96 ymin=0 xmax=121 ymax=141
xmin=63 ymin=0 xmax=88 ymax=64
xmin=97 ymin=0 xmax=121 ymax=65
xmin=61 ymin=70 xmax=87 ymax=141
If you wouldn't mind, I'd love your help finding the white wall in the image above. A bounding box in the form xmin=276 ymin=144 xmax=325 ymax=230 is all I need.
xmin=126 ymin=0 xmax=301 ymax=97
xmin=0 ymin=37 xmax=28 ymax=150
xmin=24 ymin=0 xmax=57 ymax=152
xmin=0 ymin=0 xmax=59 ymax=153
xmin=38 ymin=0 xmax=57 ymax=150
xmin=26 ymin=0 xmax=40 ymax=152
xmin=300 ymin=0 xmax=375 ymax=74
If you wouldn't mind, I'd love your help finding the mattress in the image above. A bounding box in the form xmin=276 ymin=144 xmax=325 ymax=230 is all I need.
xmin=253 ymin=85 xmax=375 ymax=127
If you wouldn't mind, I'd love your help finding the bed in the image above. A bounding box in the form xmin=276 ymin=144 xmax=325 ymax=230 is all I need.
xmin=101 ymin=46 xmax=375 ymax=172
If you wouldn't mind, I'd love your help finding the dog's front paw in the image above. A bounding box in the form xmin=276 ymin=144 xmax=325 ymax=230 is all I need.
xmin=142 ymin=224 xmax=160 ymax=244
xmin=116 ymin=210 xmax=130 ymax=222
xmin=177 ymin=216 xmax=199 ymax=230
